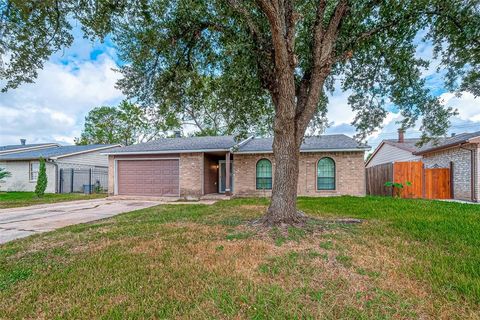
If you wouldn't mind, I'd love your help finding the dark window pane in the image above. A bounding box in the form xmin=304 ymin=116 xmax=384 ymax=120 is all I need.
xmin=256 ymin=159 xmax=272 ymax=190
xmin=256 ymin=177 xmax=272 ymax=190
xmin=317 ymin=158 xmax=335 ymax=190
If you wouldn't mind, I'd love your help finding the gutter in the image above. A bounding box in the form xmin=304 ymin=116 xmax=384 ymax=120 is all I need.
xmin=234 ymin=148 xmax=371 ymax=154
xmin=104 ymin=147 xmax=370 ymax=156
xmin=102 ymin=148 xmax=231 ymax=156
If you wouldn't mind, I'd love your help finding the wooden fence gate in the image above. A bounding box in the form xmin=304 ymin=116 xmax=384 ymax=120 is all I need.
xmin=393 ymin=162 xmax=424 ymax=198
xmin=424 ymin=168 xmax=451 ymax=199
xmin=366 ymin=161 xmax=452 ymax=199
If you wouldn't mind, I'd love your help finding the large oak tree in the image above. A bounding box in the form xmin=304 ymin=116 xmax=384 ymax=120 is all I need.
xmin=1 ymin=0 xmax=478 ymax=224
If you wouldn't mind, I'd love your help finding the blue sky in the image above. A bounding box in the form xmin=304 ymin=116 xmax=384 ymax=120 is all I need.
xmin=0 ymin=26 xmax=479 ymax=151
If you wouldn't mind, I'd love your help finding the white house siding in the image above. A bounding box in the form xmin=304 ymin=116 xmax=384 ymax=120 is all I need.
xmin=55 ymin=149 xmax=110 ymax=169
xmin=422 ymin=144 xmax=475 ymax=201
xmin=0 ymin=161 xmax=56 ymax=193
xmin=367 ymin=143 xmax=421 ymax=168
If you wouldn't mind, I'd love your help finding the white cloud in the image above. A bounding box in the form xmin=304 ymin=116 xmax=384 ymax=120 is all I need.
xmin=440 ymin=92 xmax=480 ymax=122
xmin=326 ymin=89 xmax=355 ymax=126
xmin=0 ymin=53 xmax=124 ymax=146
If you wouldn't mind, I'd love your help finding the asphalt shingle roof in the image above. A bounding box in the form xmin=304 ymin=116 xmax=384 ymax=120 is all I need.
xmin=106 ymin=134 xmax=369 ymax=154
xmin=0 ymin=145 xmax=118 ymax=161
xmin=415 ymin=131 xmax=480 ymax=154
xmin=237 ymin=135 xmax=369 ymax=153
xmin=107 ymin=136 xmax=238 ymax=153
xmin=383 ymin=138 xmax=422 ymax=153
xmin=0 ymin=143 xmax=58 ymax=153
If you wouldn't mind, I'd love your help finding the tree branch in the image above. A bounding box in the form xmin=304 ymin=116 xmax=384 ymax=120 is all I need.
xmin=296 ymin=0 xmax=349 ymax=138
xmin=225 ymin=0 xmax=276 ymax=94
xmin=226 ymin=0 xmax=261 ymax=39
xmin=256 ymin=0 xmax=290 ymax=69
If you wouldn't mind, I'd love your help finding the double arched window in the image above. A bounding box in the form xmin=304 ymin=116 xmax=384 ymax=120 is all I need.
xmin=317 ymin=157 xmax=335 ymax=190
xmin=256 ymin=159 xmax=272 ymax=190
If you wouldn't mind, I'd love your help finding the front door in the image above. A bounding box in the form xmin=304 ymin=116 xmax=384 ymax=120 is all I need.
xmin=218 ymin=160 xmax=233 ymax=193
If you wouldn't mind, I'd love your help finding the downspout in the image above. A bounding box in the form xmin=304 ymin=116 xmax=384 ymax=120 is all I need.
xmin=459 ymin=144 xmax=477 ymax=202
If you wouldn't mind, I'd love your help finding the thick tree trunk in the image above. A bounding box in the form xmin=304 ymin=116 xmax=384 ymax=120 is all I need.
xmin=261 ymin=127 xmax=305 ymax=225
xmin=245 ymin=0 xmax=347 ymax=226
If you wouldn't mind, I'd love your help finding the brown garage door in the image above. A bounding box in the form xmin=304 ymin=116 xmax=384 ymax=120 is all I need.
xmin=117 ymin=159 xmax=179 ymax=196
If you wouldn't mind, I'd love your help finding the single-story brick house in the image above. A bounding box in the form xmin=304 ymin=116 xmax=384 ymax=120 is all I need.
xmin=105 ymin=135 xmax=370 ymax=198
xmin=367 ymin=130 xmax=480 ymax=202
xmin=416 ymin=131 xmax=479 ymax=202
xmin=0 ymin=142 xmax=120 ymax=193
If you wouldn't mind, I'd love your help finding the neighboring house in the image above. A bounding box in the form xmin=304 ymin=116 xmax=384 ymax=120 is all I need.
xmin=365 ymin=130 xmax=422 ymax=168
xmin=0 ymin=143 xmax=121 ymax=193
xmin=416 ymin=131 xmax=480 ymax=202
xmin=105 ymin=135 xmax=370 ymax=199
xmin=0 ymin=141 xmax=59 ymax=155
xmin=367 ymin=130 xmax=480 ymax=202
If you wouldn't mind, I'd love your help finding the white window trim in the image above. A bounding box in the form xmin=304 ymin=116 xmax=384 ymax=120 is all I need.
xmin=29 ymin=161 xmax=39 ymax=182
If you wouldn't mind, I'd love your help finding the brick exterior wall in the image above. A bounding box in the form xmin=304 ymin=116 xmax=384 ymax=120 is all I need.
xmin=108 ymin=156 xmax=114 ymax=195
xmin=233 ymin=151 xmax=366 ymax=197
xmin=422 ymin=144 xmax=477 ymax=201
xmin=109 ymin=151 xmax=366 ymax=198
xmin=179 ymin=153 xmax=203 ymax=198
xmin=477 ymin=146 xmax=480 ymax=201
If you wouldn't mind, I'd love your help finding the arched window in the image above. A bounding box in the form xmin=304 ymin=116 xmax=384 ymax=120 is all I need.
xmin=317 ymin=157 xmax=335 ymax=190
xmin=256 ymin=159 xmax=272 ymax=190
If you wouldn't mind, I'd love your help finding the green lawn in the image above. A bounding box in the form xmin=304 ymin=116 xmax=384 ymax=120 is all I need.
xmin=0 ymin=192 xmax=107 ymax=209
xmin=0 ymin=196 xmax=479 ymax=318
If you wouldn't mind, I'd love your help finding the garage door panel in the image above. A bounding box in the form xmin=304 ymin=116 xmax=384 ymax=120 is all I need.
xmin=117 ymin=159 xmax=179 ymax=196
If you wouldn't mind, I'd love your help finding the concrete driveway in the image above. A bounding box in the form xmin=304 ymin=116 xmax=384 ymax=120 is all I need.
xmin=0 ymin=199 xmax=162 ymax=244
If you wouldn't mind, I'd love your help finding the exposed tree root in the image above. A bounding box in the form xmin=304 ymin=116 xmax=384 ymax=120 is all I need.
xmin=250 ymin=210 xmax=310 ymax=228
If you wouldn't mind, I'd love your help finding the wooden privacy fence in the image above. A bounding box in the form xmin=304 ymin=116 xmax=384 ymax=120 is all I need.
xmin=366 ymin=163 xmax=393 ymax=196
xmin=366 ymin=161 xmax=452 ymax=199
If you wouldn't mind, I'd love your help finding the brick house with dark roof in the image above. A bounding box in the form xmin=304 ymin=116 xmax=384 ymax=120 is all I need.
xmin=105 ymin=134 xmax=370 ymax=199
xmin=415 ymin=131 xmax=480 ymax=202
xmin=367 ymin=130 xmax=480 ymax=202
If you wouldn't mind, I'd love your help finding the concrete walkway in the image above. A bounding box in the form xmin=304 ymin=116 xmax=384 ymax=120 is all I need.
xmin=0 ymin=199 xmax=163 ymax=244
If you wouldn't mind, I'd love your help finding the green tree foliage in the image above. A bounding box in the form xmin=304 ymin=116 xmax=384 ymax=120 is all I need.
xmin=34 ymin=158 xmax=47 ymax=197
xmin=0 ymin=1 xmax=477 ymax=140
xmin=0 ymin=167 xmax=11 ymax=191
xmin=0 ymin=167 xmax=11 ymax=181
xmin=0 ymin=0 xmax=478 ymax=223
xmin=75 ymin=100 xmax=172 ymax=145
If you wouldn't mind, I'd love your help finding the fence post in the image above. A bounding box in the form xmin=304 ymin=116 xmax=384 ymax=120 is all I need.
xmin=422 ymin=163 xmax=426 ymax=199
xmin=59 ymin=169 xmax=63 ymax=193
xmin=89 ymin=168 xmax=92 ymax=194
xmin=70 ymin=168 xmax=74 ymax=193
xmin=391 ymin=163 xmax=395 ymax=197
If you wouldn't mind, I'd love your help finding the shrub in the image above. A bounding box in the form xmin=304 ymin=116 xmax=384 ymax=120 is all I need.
xmin=0 ymin=168 xmax=11 ymax=191
xmin=384 ymin=181 xmax=412 ymax=198
xmin=34 ymin=158 xmax=47 ymax=197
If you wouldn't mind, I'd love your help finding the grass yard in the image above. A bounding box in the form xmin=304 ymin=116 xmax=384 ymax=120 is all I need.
xmin=0 ymin=192 xmax=106 ymax=209
xmin=0 ymin=196 xmax=479 ymax=319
